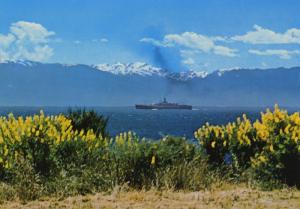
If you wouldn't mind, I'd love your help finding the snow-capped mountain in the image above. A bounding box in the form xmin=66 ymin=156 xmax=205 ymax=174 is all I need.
xmin=94 ymin=62 xmax=167 ymax=76
xmin=1 ymin=60 xmax=300 ymax=106
xmin=216 ymin=67 xmax=241 ymax=76
xmin=3 ymin=60 xmax=209 ymax=80
xmin=94 ymin=62 xmax=207 ymax=80
xmin=2 ymin=60 xmax=38 ymax=67
xmin=168 ymin=71 xmax=208 ymax=81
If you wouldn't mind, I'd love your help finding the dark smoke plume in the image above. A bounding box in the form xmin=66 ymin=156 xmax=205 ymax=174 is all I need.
xmin=152 ymin=47 xmax=171 ymax=71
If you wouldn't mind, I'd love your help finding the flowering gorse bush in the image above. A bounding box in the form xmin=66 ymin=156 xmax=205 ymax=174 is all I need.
xmin=1 ymin=106 xmax=299 ymax=201
xmin=0 ymin=111 xmax=102 ymax=175
xmin=195 ymin=105 xmax=300 ymax=187
xmin=0 ymin=110 xmax=206 ymax=197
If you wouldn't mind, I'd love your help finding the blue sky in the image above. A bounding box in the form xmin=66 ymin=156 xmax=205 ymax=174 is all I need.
xmin=1 ymin=0 xmax=300 ymax=72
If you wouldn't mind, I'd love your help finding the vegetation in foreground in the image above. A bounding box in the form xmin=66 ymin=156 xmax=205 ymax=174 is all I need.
xmin=0 ymin=106 xmax=299 ymax=205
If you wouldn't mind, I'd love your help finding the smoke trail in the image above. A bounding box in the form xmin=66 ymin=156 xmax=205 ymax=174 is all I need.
xmin=152 ymin=47 xmax=170 ymax=71
xmin=137 ymin=26 xmax=191 ymax=100
xmin=151 ymin=46 xmax=187 ymax=72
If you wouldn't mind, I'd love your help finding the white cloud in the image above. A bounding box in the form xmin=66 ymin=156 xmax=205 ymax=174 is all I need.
xmin=180 ymin=49 xmax=199 ymax=57
xmin=211 ymin=36 xmax=231 ymax=42
xmin=179 ymin=50 xmax=200 ymax=70
xmin=0 ymin=34 xmax=15 ymax=49
xmin=164 ymin=32 xmax=214 ymax=52
xmin=0 ymin=21 xmax=55 ymax=62
xmin=141 ymin=32 xmax=238 ymax=57
xmin=0 ymin=50 xmax=9 ymax=63
xmin=249 ymin=49 xmax=300 ymax=59
xmin=10 ymin=21 xmax=55 ymax=44
xmin=232 ymin=25 xmax=300 ymax=44
xmin=100 ymin=38 xmax=108 ymax=42
xmin=213 ymin=45 xmax=237 ymax=57
xmin=182 ymin=57 xmax=195 ymax=65
xmin=74 ymin=40 xmax=81 ymax=44
xmin=92 ymin=38 xmax=109 ymax=43
xmin=140 ymin=37 xmax=171 ymax=47
xmin=179 ymin=50 xmax=212 ymax=70
xmin=13 ymin=45 xmax=54 ymax=62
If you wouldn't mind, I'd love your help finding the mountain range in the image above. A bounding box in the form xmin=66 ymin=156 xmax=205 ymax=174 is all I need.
xmin=1 ymin=60 xmax=300 ymax=107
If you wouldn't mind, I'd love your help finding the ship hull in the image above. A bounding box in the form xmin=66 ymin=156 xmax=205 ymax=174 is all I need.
xmin=135 ymin=104 xmax=192 ymax=110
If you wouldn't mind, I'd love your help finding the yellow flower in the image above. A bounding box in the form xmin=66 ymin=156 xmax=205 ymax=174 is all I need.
xmin=151 ymin=155 xmax=156 ymax=165
xmin=211 ymin=141 xmax=216 ymax=148
xmin=269 ymin=144 xmax=274 ymax=152
xmin=284 ymin=124 xmax=291 ymax=134
xmin=4 ymin=161 xmax=9 ymax=169
xmin=258 ymin=155 xmax=267 ymax=163
xmin=3 ymin=145 xmax=8 ymax=156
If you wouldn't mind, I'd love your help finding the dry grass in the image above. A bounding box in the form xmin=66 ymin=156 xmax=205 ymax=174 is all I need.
xmin=1 ymin=186 xmax=299 ymax=209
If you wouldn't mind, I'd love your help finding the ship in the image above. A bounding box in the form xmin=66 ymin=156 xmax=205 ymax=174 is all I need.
xmin=135 ymin=98 xmax=192 ymax=110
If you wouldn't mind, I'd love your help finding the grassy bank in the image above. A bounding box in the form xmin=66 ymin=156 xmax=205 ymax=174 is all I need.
xmin=0 ymin=106 xmax=299 ymax=206
xmin=1 ymin=186 xmax=300 ymax=209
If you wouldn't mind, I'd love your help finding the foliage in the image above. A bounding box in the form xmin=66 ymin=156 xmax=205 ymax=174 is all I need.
xmin=104 ymin=134 xmax=204 ymax=189
xmin=0 ymin=105 xmax=299 ymax=202
xmin=67 ymin=109 xmax=109 ymax=138
xmin=0 ymin=111 xmax=210 ymax=201
xmin=0 ymin=111 xmax=100 ymax=176
xmin=13 ymin=158 xmax=44 ymax=201
xmin=195 ymin=105 xmax=300 ymax=187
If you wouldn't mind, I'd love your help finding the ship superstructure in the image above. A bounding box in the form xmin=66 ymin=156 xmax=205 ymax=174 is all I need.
xmin=135 ymin=98 xmax=192 ymax=110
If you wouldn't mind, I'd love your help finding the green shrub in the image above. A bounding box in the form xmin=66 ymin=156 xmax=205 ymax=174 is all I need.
xmin=0 ymin=182 xmax=16 ymax=202
xmin=67 ymin=109 xmax=109 ymax=138
xmin=2 ymin=106 xmax=299 ymax=201
xmin=195 ymin=105 xmax=300 ymax=188
xmin=13 ymin=158 xmax=44 ymax=202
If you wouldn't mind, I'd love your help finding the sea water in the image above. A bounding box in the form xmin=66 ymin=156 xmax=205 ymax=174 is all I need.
xmin=1 ymin=106 xmax=299 ymax=139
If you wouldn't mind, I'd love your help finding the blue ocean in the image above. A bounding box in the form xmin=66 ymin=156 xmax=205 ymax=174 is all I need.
xmin=1 ymin=106 xmax=299 ymax=139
